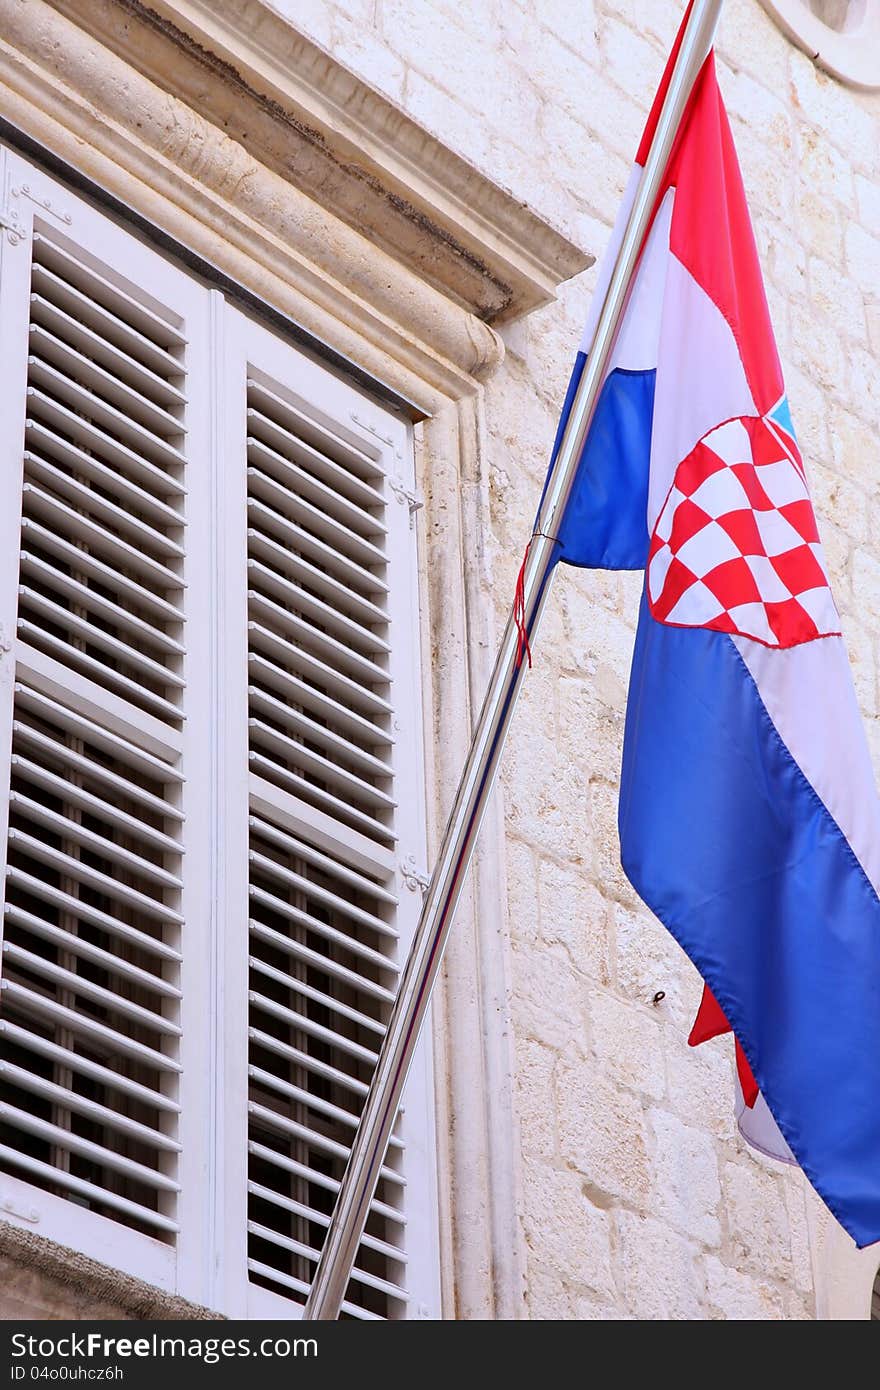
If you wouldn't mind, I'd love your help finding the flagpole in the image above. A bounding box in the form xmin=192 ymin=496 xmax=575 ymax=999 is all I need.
xmin=302 ymin=0 xmax=723 ymax=1323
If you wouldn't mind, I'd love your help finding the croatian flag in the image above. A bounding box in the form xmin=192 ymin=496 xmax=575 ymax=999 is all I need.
xmin=548 ymin=22 xmax=880 ymax=1244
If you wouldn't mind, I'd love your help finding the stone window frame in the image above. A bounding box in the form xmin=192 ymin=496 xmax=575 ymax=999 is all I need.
xmin=759 ymin=0 xmax=880 ymax=90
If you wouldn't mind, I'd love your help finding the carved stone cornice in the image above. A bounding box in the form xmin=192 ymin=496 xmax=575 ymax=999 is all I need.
xmin=51 ymin=0 xmax=592 ymax=323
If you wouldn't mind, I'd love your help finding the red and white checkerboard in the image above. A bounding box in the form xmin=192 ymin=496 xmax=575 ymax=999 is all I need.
xmin=647 ymin=416 xmax=839 ymax=649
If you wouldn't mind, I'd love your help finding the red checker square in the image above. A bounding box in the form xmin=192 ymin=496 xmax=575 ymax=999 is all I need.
xmin=748 ymin=417 xmax=787 ymax=469
xmin=668 ymin=498 xmax=712 ymax=555
xmin=730 ymin=461 xmax=775 ymax=511
xmin=652 ymin=556 xmax=698 ymax=621
xmin=674 ymin=440 xmax=727 ymax=498
xmin=770 ymin=543 xmax=828 ymax=596
xmin=717 ymin=508 xmax=765 ymax=556
xmin=707 ymin=609 xmax=738 ymax=635
xmin=765 ymin=597 xmax=820 ymax=647
xmin=779 ymin=499 xmax=820 ymax=544
xmin=701 ymin=556 xmax=763 ymax=609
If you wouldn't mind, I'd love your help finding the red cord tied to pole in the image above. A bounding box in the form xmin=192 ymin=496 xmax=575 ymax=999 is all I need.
xmin=514 ymin=538 xmax=533 ymax=670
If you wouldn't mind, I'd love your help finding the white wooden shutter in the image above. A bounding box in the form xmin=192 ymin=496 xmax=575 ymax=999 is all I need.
xmin=0 ymin=153 xmax=213 ymax=1292
xmin=0 ymin=146 xmax=439 ymax=1317
xmin=218 ymin=323 xmax=440 ymax=1321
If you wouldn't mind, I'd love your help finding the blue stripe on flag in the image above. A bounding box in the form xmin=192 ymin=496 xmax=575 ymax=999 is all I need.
xmin=619 ymin=595 xmax=880 ymax=1246
xmin=537 ymin=358 xmax=655 ymax=570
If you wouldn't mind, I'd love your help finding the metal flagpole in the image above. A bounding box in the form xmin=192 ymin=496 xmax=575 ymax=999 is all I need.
xmin=303 ymin=0 xmax=723 ymax=1322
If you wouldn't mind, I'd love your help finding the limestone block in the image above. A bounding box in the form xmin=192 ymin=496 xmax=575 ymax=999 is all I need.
xmin=614 ymin=1211 xmax=705 ymax=1320
xmin=510 ymin=939 xmax=587 ymax=1051
xmin=515 ymin=1037 xmax=560 ymax=1160
xmin=521 ymin=1157 xmax=617 ymax=1300
xmin=557 ymin=1065 xmax=652 ymax=1205
xmin=589 ymin=990 xmax=666 ymax=1101
xmin=538 ymin=858 xmax=613 ymax=986
xmin=613 ymin=900 xmax=700 ymax=1030
xmin=703 ymin=1256 xmax=785 ymax=1320
xmin=664 ymin=1034 xmax=738 ymax=1143
xmin=723 ymin=1160 xmax=797 ymax=1281
xmin=648 ymin=1108 xmax=721 ymax=1246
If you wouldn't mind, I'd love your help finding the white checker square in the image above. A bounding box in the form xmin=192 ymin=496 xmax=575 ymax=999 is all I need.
xmin=744 ymin=553 xmax=795 ymax=602
xmin=654 ymin=488 xmax=684 ymax=544
xmin=754 ymin=507 xmax=807 ymax=557
xmin=665 ymin=580 xmax=726 ymax=627
xmin=675 ymin=519 xmax=741 ymax=576
xmin=754 ymin=459 xmax=809 ymax=509
xmin=796 ymin=586 xmax=840 ymax=633
xmin=703 ymin=417 xmax=752 ymax=466
xmin=648 ymin=542 xmax=675 ymax=603
xmin=689 ymin=466 xmax=753 ymax=520
xmin=727 ymin=602 xmax=778 ymax=646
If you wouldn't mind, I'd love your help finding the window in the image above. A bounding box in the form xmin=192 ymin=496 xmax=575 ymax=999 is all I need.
xmin=0 ymin=144 xmax=440 ymax=1319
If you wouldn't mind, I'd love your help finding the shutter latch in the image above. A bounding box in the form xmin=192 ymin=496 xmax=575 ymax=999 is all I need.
xmin=388 ymin=476 xmax=425 ymax=526
xmin=401 ymin=855 xmax=430 ymax=894
xmin=0 ymin=207 xmax=25 ymax=246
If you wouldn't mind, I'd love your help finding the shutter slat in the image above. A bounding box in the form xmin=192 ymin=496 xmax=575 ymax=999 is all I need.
xmin=8 ymin=829 xmax=182 ymax=925
xmin=19 ymin=557 xmax=183 ymax=660
xmin=0 ymin=1021 xmax=179 ymax=1113
xmin=247 ymin=589 xmax=388 ymax=689
xmin=247 ymin=1182 xmax=403 ymax=1263
xmin=0 ymin=1061 xmax=180 ymax=1152
xmin=249 ymin=885 xmax=395 ymax=970
xmin=24 ymin=453 xmax=184 ymax=560
xmin=247 ymin=378 xmax=380 ymax=485
xmin=16 ymin=622 xmax=184 ymax=724
xmin=21 ymin=503 xmax=184 ymax=604
xmin=247 ymin=498 xmax=386 ymax=600
xmin=27 ymin=358 xmax=185 ymax=472
xmin=5 ymin=870 xmax=181 ymax=964
xmin=247 ymin=557 xmax=390 ymax=656
xmin=247 ymin=1141 xmax=402 ymax=1225
xmin=4 ymin=904 xmax=180 ymax=999
xmin=248 ymin=919 xmax=395 ymax=1003
xmin=248 ymin=848 xmax=396 ymax=937
xmin=12 ymin=685 xmax=184 ymax=786
xmin=0 ymin=980 xmax=179 ymax=1072
xmin=247 ymin=528 xmax=386 ymax=628
xmin=248 ymin=1065 xmax=403 ymax=1150
xmin=248 ymin=654 xmax=392 ymax=752
xmin=246 ymin=1259 xmax=381 ymax=1321
xmin=247 ymin=467 xmax=384 ymax=571
xmin=248 ymin=990 xmax=378 ymax=1067
xmin=251 ymin=815 xmax=397 ymax=906
xmin=18 ymin=592 xmax=184 ymax=691
xmin=10 ymin=754 xmax=180 ymax=854
xmin=248 ymin=622 xmax=392 ymax=719
xmin=3 ymin=943 xmax=180 ymax=1037
xmin=247 ymin=1221 xmax=406 ymax=1300
xmin=0 ymin=1145 xmax=179 ymax=1235
xmin=247 ymin=431 xmax=385 ymax=538
xmin=247 ymin=1103 xmax=403 ymax=1189
xmin=25 ymin=422 xmax=184 ymax=529
xmin=9 ymin=791 xmax=183 ymax=891
xmin=0 ymin=1104 xmax=180 ymax=1193
xmin=28 ymin=325 xmax=184 ymax=438
xmin=10 ymin=728 xmax=182 ymax=822
xmin=249 ymin=957 xmax=386 ymax=1039
xmin=248 ymin=718 xmax=395 ymax=812
xmin=31 ymin=234 xmax=186 ymax=349
xmin=249 ymin=1026 xmax=370 ymax=1100
xmin=29 ymin=293 xmax=187 ymax=408
xmin=248 ymin=753 xmax=395 ymax=845
xmin=25 ymin=389 xmax=183 ymax=506
xmin=248 ymin=687 xmax=393 ymax=782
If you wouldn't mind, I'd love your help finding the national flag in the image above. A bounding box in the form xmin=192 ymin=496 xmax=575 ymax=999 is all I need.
xmin=545 ymin=15 xmax=880 ymax=1244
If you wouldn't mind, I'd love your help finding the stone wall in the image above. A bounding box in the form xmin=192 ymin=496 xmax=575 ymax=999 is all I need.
xmin=280 ymin=0 xmax=880 ymax=1319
